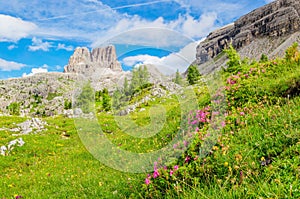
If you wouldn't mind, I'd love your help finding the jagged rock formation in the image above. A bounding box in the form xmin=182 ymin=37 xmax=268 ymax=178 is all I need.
xmin=64 ymin=45 xmax=122 ymax=75
xmin=64 ymin=45 xmax=130 ymax=90
xmin=195 ymin=0 xmax=300 ymax=73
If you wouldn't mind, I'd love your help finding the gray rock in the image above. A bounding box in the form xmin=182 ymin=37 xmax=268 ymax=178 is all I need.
xmin=194 ymin=0 xmax=300 ymax=73
xmin=64 ymin=45 xmax=122 ymax=74
xmin=73 ymin=108 xmax=83 ymax=117
xmin=10 ymin=118 xmax=47 ymax=136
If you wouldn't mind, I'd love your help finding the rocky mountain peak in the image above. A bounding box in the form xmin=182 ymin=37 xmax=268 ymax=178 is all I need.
xmin=63 ymin=45 xmax=122 ymax=75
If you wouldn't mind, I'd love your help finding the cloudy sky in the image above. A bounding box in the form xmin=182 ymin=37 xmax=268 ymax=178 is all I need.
xmin=0 ymin=0 xmax=274 ymax=78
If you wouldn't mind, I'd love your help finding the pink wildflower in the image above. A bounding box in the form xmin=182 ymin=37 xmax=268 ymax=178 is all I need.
xmin=185 ymin=156 xmax=191 ymax=163
xmin=170 ymin=170 xmax=174 ymax=176
xmin=174 ymin=165 xmax=179 ymax=171
xmin=145 ymin=177 xmax=151 ymax=185
xmin=183 ymin=140 xmax=189 ymax=147
xmin=221 ymin=121 xmax=226 ymax=127
xmin=153 ymin=170 xmax=159 ymax=178
xmin=191 ymin=120 xmax=198 ymax=125
xmin=154 ymin=162 xmax=157 ymax=170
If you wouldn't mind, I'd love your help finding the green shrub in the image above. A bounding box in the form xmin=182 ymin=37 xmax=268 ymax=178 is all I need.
xmin=7 ymin=102 xmax=20 ymax=115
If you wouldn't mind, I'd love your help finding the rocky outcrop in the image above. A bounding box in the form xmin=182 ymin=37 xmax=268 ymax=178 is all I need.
xmin=64 ymin=45 xmax=122 ymax=75
xmin=0 ymin=73 xmax=77 ymax=116
xmin=195 ymin=0 xmax=300 ymax=70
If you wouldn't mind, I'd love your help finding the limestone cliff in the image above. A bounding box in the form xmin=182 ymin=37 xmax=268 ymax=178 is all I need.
xmin=195 ymin=0 xmax=300 ymax=73
xmin=64 ymin=45 xmax=122 ymax=75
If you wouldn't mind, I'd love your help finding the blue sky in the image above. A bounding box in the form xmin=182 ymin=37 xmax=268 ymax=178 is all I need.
xmin=0 ymin=0 xmax=274 ymax=79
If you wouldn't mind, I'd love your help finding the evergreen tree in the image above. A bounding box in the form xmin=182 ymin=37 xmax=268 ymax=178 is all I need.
xmin=174 ymin=69 xmax=183 ymax=85
xmin=187 ymin=65 xmax=201 ymax=85
xmin=76 ymin=82 xmax=94 ymax=113
xmin=102 ymin=88 xmax=111 ymax=111
xmin=141 ymin=65 xmax=150 ymax=86
xmin=123 ymin=77 xmax=129 ymax=96
xmin=112 ymin=89 xmax=122 ymax=110
xmin=129 ymin=65 xmax=150 ymax=93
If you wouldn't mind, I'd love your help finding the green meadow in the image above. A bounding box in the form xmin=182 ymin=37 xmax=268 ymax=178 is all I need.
xmin=1 ymin=44 xmax=299 ymax=198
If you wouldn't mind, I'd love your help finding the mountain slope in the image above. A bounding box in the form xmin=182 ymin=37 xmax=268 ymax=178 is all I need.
xmin=195 ymin=0 xmax=300 ymax=74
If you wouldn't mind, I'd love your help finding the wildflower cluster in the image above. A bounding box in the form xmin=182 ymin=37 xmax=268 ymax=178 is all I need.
xmin=144 ymin=161 xmax=180 ymax=186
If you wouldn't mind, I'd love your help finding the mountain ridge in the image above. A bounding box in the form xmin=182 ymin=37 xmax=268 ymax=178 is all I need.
xmin=195 ymin=0 xmax=300 ymax=73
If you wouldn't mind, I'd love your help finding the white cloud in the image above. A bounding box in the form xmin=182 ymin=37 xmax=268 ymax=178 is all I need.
xmin=181 ymin=13 xmax=217 ymax=38
xmin=121 ymin=40 xmax=201 ymax=75
xmin=174 ymin=0 xmax=263 ymax=25
xmin=0 ymin=1 xmax=220 ymax=49
xmin=55 ymin=65 xmax=62 ymax=70
xmin=0 ymin=1 xmax=121 ymax=42
xmin=92 ymin=13 xmax=217 ymax=48
xmin=28 ymin=37 xmax=53 ymax=51
xmin=122 ymin=55 xmax=162 ymax=67
xmin=0 ymin=58 xmax=26 ymax=71
xmin=0 ymin=14 xmax=37 ymax=42
xmin=8 ymin=45 xmax=18 ymax=50
xmin=22 ymin=66 xmax=48 ymax=77
xmin=0 ymin=0 xmax=263 ymax=53
xmin=57 ymin=43 xmax=74 ymax=51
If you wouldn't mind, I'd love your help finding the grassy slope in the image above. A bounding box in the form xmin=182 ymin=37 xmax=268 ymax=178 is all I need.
xmin=0 ymin=46 xmax=300 ymax=198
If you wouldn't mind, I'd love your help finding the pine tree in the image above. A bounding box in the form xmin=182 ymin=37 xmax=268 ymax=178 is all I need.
xmin=187 ymin=65 xmax=201 ymax=85
xmin=123 ymin=77 xmax=129 ymax=96
xmin=129 ymin=65 xmax=150 ymax=93
xmin=112 ymin=89 xmax=122 ymax=110
xmin=174 ymin=69 xmax=183 ymax=85
xmin=76 ymin=82 xmax=94 ymax=113
xmin=102 ymin=88 xmax=111 ymax=111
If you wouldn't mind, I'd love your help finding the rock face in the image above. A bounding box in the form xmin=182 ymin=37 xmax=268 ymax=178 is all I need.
xmin=64 ymin=45 xmax=129 ymax=91
xmin=195 ymin=0 xmax=300 ymax=71
xmin=64 ymin=45 xmax=122 ymax=75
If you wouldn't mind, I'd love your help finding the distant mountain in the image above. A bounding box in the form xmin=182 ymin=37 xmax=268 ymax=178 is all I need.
xmin=64 ymin=45 xmax=122 ymax=75
xmin=63 ymin=45 xmax=130 ymax=91
xmin=194 ymin=0 xmax=300 ymax=74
